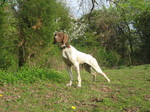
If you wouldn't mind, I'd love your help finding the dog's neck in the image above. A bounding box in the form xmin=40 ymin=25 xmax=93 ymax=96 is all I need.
xmin=60 ymin=43 xmax=70 ymax=50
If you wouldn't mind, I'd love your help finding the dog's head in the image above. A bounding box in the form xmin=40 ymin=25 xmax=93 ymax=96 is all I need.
xmin=54 ymin=32 xmax=68 ymax=46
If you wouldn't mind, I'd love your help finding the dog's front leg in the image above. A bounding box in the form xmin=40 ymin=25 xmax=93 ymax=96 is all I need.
xmin=74 ymin=63 xmax=81 ymax=87
xmin=66 ymin=66 xmax=73 ymax=86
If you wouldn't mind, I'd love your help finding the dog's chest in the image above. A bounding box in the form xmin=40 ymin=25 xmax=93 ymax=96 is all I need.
xmin=62 ymin=49 xmax=73 ymax=65
xmin=62 ymin=50 xmax=69 ymax=59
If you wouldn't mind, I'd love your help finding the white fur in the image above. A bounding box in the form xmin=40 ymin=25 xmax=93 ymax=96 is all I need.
xmin=62 ymin=45 xmax=110 ymax=87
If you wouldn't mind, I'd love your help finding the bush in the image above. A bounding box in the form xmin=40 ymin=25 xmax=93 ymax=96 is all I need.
xmin=96 ymin=48 xmax=120 ymax=68
xmin=0 ymin=67 xmax=66 ymax=85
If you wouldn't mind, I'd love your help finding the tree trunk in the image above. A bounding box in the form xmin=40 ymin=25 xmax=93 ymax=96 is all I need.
xmin=124 ymin=18 xmax=133 ymax=65
xmin=18 ymin=46 xmax=25 ymax=67
xmin=18 ymin=30 xmax=26 ymax=67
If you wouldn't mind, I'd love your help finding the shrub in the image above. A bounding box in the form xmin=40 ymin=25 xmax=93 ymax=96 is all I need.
xmin=0 ymin=67 xmax=66 ymax=85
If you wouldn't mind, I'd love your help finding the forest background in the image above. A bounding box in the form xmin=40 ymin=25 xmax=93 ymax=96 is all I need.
xmin=0 ymin=1 xmax=150 ymax=111
xmin=0 ymin=0 xmax=149 ymax=70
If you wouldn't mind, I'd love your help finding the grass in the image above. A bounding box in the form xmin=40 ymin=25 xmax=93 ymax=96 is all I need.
xmin=0 ymin=65 xmax=150 ymax=112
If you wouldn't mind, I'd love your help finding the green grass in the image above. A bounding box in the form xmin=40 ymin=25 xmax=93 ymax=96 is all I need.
xmin=0 ymin=65 xmax=150 ymax=112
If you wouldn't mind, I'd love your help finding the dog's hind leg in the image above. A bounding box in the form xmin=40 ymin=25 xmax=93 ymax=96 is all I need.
xmin=96 ymin=67 xmax=110 ymax=83
xmin=84 ymin=64 xmax=97 ymax=81
xmin=88 ymin=58 xmax=111 ymax=83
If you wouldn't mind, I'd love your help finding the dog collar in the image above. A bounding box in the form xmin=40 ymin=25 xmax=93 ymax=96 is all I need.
xmin=60 ymin=45 xmax=67 ymax=50
xmin=60 ymin=44 xmax=70 ymax=50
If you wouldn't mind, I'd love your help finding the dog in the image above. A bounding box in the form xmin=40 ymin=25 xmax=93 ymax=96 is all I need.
xmin=54 ymin=32 xmax=110 ymax=87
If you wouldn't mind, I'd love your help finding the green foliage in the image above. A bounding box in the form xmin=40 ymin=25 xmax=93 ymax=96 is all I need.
xmin=16 ymin=0 xmax=71 ymax=67
xmin=18 ymin=0 xmax=71 ymax=41
xmin=0 ymin=0 xmax=149 ymax=70
xmin=133 ymin=11 xmax=150 ymax=63
xmin=76 ymin=0 xmax=150 ymax=66
xmin=0 ymin=67 xmax=66 ymax=85
xmin=0 ymin=4 xmax=18 ymax=69
xmin=0 ymin=0 xmax=72 ymax=69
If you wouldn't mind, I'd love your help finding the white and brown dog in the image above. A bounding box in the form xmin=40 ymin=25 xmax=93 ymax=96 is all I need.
xmin=54 ymin=32 xmax=110 ymax=87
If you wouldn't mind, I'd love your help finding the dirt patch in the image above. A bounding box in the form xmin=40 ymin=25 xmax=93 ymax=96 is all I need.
xmin=91 ymin=84 xmax=113 ymax=93
xmin=100 ymin=85 xmax=112 ymax=92
xmin=75 ymin=98 xmax=100 ymax=108
xmin=75 ymin=100 xmax=87 ymax=105
xmin=90 ymin=97 xmax=103 ymax=102
xmin=3 ymin=93 xmax=21 ymax=102
xmin=110 ymin=94 xmax=118 ymax=102
xmin=75 ymin=101 xmax=98 ymax=112
xmin=45 ymin=93 xmax=53 ymax=98
xmin=144 ymin=94 xmax=150 ymax=101
xmin=123 ymin=107 xmax=140 ymax=112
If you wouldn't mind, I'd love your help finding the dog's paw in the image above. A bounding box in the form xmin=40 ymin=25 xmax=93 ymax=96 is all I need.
xmin=76 ymin=84 xmax=81 ymax=88
xmin=66 ymin=81 xmax=72 ymax=87
xmin=108 ymin=79 xmax=111 ymax=83
xmin=66 ymin=83 xmax=72 ymax=87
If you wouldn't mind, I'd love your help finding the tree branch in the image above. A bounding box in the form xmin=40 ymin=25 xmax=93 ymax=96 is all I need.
xmin=88 ymin=0 xmax=96 ymax=20
xmin=108 ymin=0 xmax=127 ymax=16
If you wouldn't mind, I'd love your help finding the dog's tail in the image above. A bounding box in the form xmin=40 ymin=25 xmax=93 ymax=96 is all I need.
xmin=90 ymin=47 xmax=96 ymax=56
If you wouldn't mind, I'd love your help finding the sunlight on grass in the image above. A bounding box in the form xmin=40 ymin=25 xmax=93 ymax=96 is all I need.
xmin=0 ymin=65 xmax=149 ymax=111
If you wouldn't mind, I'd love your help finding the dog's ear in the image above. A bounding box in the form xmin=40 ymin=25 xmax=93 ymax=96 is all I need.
xmin=62 ymin=33 xmax=68 ymax=45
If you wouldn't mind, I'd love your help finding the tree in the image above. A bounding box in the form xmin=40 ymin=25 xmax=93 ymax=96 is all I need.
xmin=0 ymin=0 xmax=72 ymax=69
xmin=74 ymin=0 xmax=150 ymax=65
xmin=16 ymin=0 xmax=71 ymax=67
xmin=0 ymin=3 xmax=18 ymax=69
xmin=134 ymin=11 xmax=150 ymax=63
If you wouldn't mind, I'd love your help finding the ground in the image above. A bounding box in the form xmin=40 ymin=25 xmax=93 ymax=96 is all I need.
xmin=0 ymin=65 xmax=150 ymax=112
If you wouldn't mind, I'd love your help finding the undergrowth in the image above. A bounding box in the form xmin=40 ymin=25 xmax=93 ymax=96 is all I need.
xmin=0 ymin=67 xmax=66 ymax=85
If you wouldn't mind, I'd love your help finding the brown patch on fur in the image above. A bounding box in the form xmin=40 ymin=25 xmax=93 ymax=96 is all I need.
xmin=54 ymin=32 xmax=69 ymax=46
xmin=54 ymin=32 xmax=63 ymax=43
xmin=67 ymin=44 xmax=70 ymax=48
xmin=62 ymin=33 xmax=68 ymax=45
